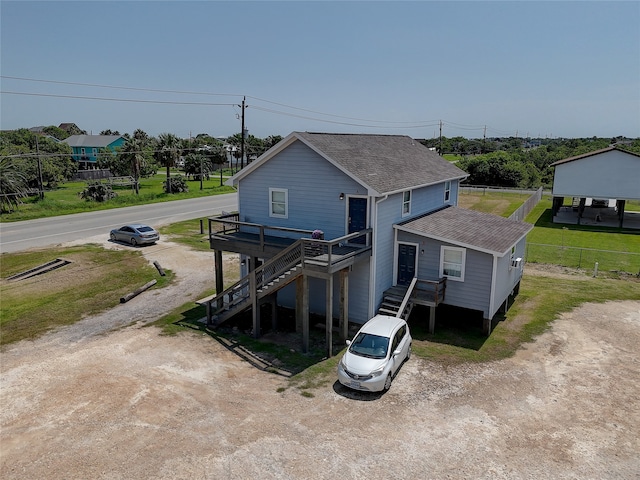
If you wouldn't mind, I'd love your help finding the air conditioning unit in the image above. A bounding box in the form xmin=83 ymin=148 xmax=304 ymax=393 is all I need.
xmin=511 ymin=257 xmax=522 ymax=268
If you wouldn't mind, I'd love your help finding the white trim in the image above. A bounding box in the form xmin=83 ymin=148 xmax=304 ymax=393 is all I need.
xmin=395 ymin=241 xmax=419 ymax=286
xmin=345 ymin=194 xmax=369 ymax=235
xmin=439 ymin=245 xmax=466 ymax=282
xmin=444 ymin=180 xmax=451 ymax=203
xmin=489 ymin=254 xmax=498 ymax=318
xmin=269 ymin=187 xmax=288 ymax=218
xmin=402 ymin=190 xmax=411 ymax=217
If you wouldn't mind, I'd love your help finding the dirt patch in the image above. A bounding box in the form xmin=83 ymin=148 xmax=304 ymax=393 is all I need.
xmin=1 ymin=237 xmax=639 ymax=479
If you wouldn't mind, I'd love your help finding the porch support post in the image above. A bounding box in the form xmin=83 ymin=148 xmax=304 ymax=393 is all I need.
xmin=428 ymin=306 xmax=436 ymax=334
xmin=302 ymin=275 xmax=309 ymax=353
xmin=617 ymin=200 xmax=626 ymax=228
xmin=214 ymin=250 xmax=224 ymax=312
xmin=271 ymin=292 xmax=278 ymax=331
xmin=339 ymin=268 xmax=349 ymax=342
xmin=326 ymin=274 xmax=334 ymax=357
xmin=483 ymin=317 xmax=492 ymax=336
xmin=214 ymin=250 xmax=224 ymax=293
xmin=296 ymin=276 xmax=304 ymax=333
xmin=250 ymin=271 xmax=260 ymax=338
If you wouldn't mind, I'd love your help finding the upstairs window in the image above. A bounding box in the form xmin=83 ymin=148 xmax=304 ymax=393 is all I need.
xmin=269 ymin=188 xmax=288 ymax=218
xmin=402 ymin=190 xmax=411 ymax=217
xmin=440 ymin=246 xmax=465 ymax=281
xmin=444 ymin=181 xmax=451 ymax=203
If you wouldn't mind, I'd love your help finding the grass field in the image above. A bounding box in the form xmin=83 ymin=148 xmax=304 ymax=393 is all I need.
xmin=0 ymin=245 xmax=174 ymax=345
xmin=0 ymin=171 xmax=235 ymax=222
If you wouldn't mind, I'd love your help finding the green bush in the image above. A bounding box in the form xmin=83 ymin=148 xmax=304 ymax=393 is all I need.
xmin=163 ymin=175 xmax=188 ymax=194
xmin=79 ymin=183 xmax=117 ymax=202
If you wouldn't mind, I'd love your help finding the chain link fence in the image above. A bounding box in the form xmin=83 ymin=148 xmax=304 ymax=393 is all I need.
xmin=526 ymin=243 xmax=640 ymax=275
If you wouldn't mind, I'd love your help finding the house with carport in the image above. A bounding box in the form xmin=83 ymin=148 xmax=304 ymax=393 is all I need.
xmin=62 ymin=134 xmax=125 ymax=170
xmin=551 ymin=146 xmax=640 ymax=229
xmin=204 ymin=132 xmax=534 ymax=355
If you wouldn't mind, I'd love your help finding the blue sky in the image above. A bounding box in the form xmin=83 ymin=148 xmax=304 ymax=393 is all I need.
xmin=1 ymin=1 xmax=639 ymax=140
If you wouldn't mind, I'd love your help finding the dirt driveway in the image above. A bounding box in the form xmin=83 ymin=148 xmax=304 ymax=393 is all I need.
xmin=1 ymin=237 xmax=639 ymax=479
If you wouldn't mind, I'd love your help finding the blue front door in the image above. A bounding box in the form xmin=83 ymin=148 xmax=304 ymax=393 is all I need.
xmin=397 ymin=243 xmax=417 ymax=286
xmin=348 ymin=197 xmax=367 ymax=244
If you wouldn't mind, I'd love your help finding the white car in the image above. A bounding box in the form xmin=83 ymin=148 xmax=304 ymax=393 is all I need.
xmin=337 ymin=314 xmax=411 ymax=392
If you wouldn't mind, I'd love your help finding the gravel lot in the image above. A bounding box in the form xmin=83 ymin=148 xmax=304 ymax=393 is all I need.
xmin=1 ymin=236 xmax=639 ymax=479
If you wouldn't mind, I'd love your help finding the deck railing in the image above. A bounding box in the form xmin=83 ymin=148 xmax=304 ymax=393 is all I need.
xmin=208 ymin=213 xmax=316 ymax=250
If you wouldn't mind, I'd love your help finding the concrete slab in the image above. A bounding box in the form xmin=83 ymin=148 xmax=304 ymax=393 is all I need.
xmin=553 ymin=205 xmax=640 ymax=230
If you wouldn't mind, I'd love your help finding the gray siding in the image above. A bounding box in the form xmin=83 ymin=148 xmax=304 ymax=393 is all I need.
xmin=238 ymin=140 xmax=366 ymax=240
xmin=490 ymin=237 xmax=526 ymax=318
xmin=372 ymin=182 xmax=459 ymax=314
xmin=397 ymin=231 xmax=493 ymax=317
xmin=552 ymin=150 xmax=640 ymax=199
xmin=275 ymin=260 xmax=370 ymax=324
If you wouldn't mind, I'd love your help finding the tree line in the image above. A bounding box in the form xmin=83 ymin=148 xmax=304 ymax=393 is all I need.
xmin=421 ymin=135 xmax=640 ymax=188
xmin=1 ymin=126 xmax=638 ymax=211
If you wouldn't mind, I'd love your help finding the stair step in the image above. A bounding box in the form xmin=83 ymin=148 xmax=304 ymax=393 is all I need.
xmin=378 ymin=307 xmax=399 ymax=316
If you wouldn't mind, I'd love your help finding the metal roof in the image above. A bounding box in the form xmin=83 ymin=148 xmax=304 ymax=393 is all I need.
xmin=550 ymin=146 xmax=640 ymax=166
xmin=395 ymin=205 xmax=533 ymax=256
xmin=62 ymin=135 xmax=124 ymax=148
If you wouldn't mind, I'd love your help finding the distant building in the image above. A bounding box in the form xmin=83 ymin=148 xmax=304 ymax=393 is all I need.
xmin=62 ymin=134 xmax=125 ymax=169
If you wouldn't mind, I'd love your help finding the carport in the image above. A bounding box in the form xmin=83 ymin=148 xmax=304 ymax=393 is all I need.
xmin=550 ymin=147 xmax=640 ymax=230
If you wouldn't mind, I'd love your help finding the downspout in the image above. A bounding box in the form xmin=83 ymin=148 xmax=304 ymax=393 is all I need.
xmin=368 ymin=194 xmax=388 ymax=318
xmin=488 ymin=254 xmax=498 ymax=319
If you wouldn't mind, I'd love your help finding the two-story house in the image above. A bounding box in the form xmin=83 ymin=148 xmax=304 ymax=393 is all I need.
xmin=205 ymin=132 xmax=533 ymax=355
xmin=62 ymin=134 xmax=125 ymax=170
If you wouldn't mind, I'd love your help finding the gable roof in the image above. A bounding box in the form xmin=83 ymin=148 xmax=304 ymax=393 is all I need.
xmin=551 ymin=146 xmax=640 ymax=166
xmin=230 ymin=132 xmax=468 ymax=196
xmin=395 ymin=205 xmax=533 ymax=256
xmin=62 ymin=135 xmax=124 ymax=148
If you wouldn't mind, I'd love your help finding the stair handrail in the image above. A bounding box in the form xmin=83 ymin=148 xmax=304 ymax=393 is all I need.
xmin=396 ymin=277 xmax=418 ymax=318
xmin=206 ymin=239 xmax=306 ymax=314
xmin=253 ymin=239 xmax=305 ymax=292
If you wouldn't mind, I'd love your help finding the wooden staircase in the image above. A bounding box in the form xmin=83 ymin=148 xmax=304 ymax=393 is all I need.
xmin=377 ymin=278 xmax=418 ymax=319
xmin=202 ymin=240 xmax=306 ymax=326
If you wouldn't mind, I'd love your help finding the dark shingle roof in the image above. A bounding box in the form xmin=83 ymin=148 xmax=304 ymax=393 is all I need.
xmin=295 ymin=132 xmax=468 ymax=195
xmin=396 ymin=206 xmax=533 ymax=255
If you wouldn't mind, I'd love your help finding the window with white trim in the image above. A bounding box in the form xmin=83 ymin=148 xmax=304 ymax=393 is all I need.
xmin=440 ymin=246 xmax=465 ymax=281
xmin=269 ymin=188 xmax=288 ymax=218
xmin=402 ymin=190 xmax=411 ymax=217
xmin=444 ymin=181 xmax=451 ymax=203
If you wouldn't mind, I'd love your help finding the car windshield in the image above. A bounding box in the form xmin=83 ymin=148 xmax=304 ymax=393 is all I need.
xmin=349 ymin=333 xmax=389 ymax=359
xmin=137 ymin=226 xmax=154 ymax=232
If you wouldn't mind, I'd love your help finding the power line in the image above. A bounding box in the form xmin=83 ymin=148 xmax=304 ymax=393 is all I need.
xmin=0 ymin=91 xmax=237 ymax=107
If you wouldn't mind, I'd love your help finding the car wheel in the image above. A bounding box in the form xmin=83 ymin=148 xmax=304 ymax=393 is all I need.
xmin=406 ymin=344 xmax=411 ymax=361
xmin=110 ymin=233 xmax=116 ymax=242
xmin=130 ymin=238 xmax=137 ymax=246
xmin=383 ymin=373 xmax=392 ymax=391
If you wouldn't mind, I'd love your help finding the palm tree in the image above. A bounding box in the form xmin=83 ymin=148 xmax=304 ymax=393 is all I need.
xmin=0 ymin=156 xmax=31 ymax=212
xmin=120 ymin=129 xmax=150 ymax=194
xmin=155 ymin=133 xmax=181 ymax=193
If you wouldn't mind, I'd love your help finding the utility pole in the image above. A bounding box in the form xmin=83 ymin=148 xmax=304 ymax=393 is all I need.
xmin=34 ymin=135 xmax=44 ymax=200
xmin=482 ymin=125 xmax=487 ymax=154
xmin=240 ymin=96 xmax=246 ymax=170
xmin=438 ymin=120 xmax=443 ymax=155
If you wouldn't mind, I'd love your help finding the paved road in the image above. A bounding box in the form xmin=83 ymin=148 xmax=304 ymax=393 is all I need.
xmin=0 ymin=193 xmax=237 ymax=254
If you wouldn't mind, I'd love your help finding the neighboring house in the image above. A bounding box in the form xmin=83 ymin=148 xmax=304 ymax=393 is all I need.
xmin=62 ymin=134 xmax=125 ymax=169
xmin=205 ymin=132 xmax=533 ymax=355
xmin=550 ymin=147 xmax=640 ymax=229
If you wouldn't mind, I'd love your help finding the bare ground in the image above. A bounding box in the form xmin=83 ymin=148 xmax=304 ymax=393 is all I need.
xmin=1 ymin=236 xmax=639 ymax=479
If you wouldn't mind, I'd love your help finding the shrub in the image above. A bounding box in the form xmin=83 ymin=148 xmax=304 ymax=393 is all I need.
xmin=79 ymin=183 xmax=117 ymax=202
xmin=163 ymin=175 xmax=189 ymax=194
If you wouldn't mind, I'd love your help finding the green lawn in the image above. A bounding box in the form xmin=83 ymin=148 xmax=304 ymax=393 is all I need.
xmin=0 ymin=245 xmax=174 ymax=345
xmin=0 ymin=171 xmax=235 ymax=222
xmin=524 ymin=197 xmax=640 ymax=273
